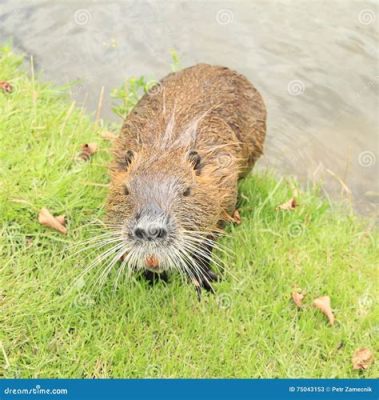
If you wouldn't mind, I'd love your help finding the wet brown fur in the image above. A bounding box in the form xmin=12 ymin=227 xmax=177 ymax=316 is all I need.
xmin=106 ymin=64 xmax=266 ymax=249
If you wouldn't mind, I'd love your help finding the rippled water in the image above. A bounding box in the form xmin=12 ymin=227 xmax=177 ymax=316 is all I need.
xmin=1 ymin=0 xmax=378 ymax=215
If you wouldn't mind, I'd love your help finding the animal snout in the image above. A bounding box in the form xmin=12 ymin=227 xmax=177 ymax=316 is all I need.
xmin=133 ymin=224 xmax=168 ymax=241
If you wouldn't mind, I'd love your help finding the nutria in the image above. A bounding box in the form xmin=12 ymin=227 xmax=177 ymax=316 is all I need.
xmin=106 ymin=64 xmax=266 ymax=296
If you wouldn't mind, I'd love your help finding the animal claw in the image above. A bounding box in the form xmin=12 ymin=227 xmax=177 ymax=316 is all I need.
xmin=205 ymin=269 xmax=220 ymax=282
xmin=191 ymin=270 xmax=219 ymax=300
xmin=191 ymin=278 xmax=202 ymax=301
xmin=195 ymin=285 xmax=202 ymax=301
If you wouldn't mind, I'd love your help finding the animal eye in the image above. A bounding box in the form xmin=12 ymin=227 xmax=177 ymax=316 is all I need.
xmin=187 ymin=150 xmax=201 ymax=172
xmin=124 ymin=185 xmax=130 ymax=196
xmin=118 ymin=150 xmax=135 ymax=171
xmin=183 ymin=187 xmax=191 ymax=197
xmin=124 ymin=150 xmax=134 ymax=167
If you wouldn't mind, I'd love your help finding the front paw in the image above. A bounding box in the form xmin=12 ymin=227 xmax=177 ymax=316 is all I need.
xmin=192 ymin=269 xmax=220 ymax=300
xmin=142 ymin=270 xmax=168 ymax=285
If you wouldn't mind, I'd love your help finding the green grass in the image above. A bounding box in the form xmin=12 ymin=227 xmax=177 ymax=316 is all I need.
xmin=0 ymin=45 xmax=378 ymax=378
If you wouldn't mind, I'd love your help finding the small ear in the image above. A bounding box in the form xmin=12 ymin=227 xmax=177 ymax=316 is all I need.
xmin=187 ymin=150 xmax=202 ymax=173
xmin=117 ymin=150 xmax=135 ymax=170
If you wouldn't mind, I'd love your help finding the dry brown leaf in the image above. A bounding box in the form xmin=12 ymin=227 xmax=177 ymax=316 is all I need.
xmin=79 ymin=143 xmax=97 ymax=161
xmin=0 ymin=80 xmax=13 ymax=93
xmin=352 ymin=348 xmax=374 ymax=370
xmin=100 ymin=131 xmax=117 ymax=141
xmin=232 ymin=209 xmax=241 ymax=225
xmin=277 ymin=197 xmax=297 ymax=211
xmin=55 ymin=215 xmax=65 ymax=226
xmin=38 ymin=208 xmax=67 ymax=235
xmin=223 ymin=209 xmax=241 ymax=225
xmin=291 ymin=289 xmax=305 ymax=308
xmin=313 ymin=295 xmax=335 ymax=325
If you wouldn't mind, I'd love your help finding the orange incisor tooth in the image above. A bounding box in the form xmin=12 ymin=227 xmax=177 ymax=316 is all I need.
xmin=145 ymin=255 xmax=159 ymax=268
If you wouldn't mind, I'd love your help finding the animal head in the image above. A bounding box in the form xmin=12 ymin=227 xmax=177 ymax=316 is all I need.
xmin=106 ymin=144 xmax=223 ymax=273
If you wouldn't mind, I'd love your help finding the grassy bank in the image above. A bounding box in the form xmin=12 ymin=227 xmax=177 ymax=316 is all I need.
xmin=0 ymin=46 xmax=377 ymax=378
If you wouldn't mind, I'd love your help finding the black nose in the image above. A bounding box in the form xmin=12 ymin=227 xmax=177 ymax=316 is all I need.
xmin=134 ymin=225 xmax=168 ymax=241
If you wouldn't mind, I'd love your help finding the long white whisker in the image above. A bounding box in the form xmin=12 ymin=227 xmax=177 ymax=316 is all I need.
xmin=71 ymin=241 xmax=125 ymax=291
xmin=181 ymin=237 xmax=238 ymax=282
xmin=88 ymin=244 xmax=129 ymax=293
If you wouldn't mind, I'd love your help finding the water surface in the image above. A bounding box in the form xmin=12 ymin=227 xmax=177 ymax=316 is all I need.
xmin=1 ymin=0 xmax=378 ymax=215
